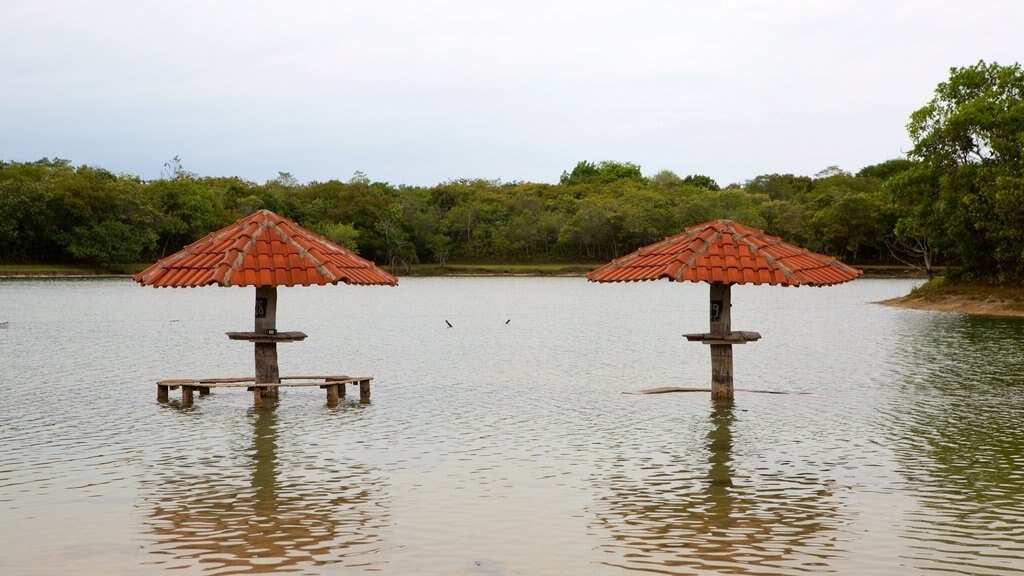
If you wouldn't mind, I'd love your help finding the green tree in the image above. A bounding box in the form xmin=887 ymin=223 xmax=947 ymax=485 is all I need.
xmin=682 ymin=174 xmax=720 ymax=191
xmin=316 ymin=222 xmax=360 ymax=252
xmin=857 ymin=159 xmax=916 ymax=181
xmin=890 ymin=60 xmax=1024 ymax=281
xmin=560 ymin=161 xmax=644 ymax=185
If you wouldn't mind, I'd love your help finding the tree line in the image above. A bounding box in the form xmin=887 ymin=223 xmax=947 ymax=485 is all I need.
xmin=1 ymin=61 xmax=1020 ymax=282
xmin=0 ymin=157 xmax=907 ymax=269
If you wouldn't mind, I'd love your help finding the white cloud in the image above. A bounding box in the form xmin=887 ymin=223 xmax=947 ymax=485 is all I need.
xmin=1 ymin=0 xmax=1022 ymax=185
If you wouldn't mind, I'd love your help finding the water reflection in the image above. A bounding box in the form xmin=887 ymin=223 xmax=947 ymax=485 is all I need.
xmin=884 ymin=313 xmax=1024 ymax=575
xmin=139 ymin=405 xmax=390 ymax=574
xmin=591 ymin=400 xmax=842 ymax=574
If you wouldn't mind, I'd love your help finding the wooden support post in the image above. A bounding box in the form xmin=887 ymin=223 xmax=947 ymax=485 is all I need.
xmin=254 ymin=286 xmax=280 ymax=402
xmin=710 ymin=344 xmax=733 ymax=399
xmin=709 ymin=282 xmax=734 ymax=400
xmin=198 ymin=386 xmax=210 ymax=396
xmin=182 ymin=385 xmax=194 ymax=405
xmin=326 ymin=383 xmax=339 ymax=405
xmin=340 ymin=381 xmax=346 ymax=397
xmin=253 ymin=386 xmax=263 ymax=406
xmin=157 ymin=384 xmax=169 ymax=402
xmin=359 ymin=380 xmax=371 ymax=403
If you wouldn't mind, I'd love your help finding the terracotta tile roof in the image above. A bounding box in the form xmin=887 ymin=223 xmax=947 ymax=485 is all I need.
xmin=134 ymin=210 xmax=398 ymax=288
xmin=587 ymin=219 xmax=862 ymax=286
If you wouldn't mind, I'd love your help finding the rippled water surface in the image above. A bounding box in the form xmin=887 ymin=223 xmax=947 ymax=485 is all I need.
xmin=2 ymin=277 xmax=1023 ymax=575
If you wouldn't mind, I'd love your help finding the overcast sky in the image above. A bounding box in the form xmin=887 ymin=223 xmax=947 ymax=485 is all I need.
xmin=2 ymin=1 xmax=1021 ymax=187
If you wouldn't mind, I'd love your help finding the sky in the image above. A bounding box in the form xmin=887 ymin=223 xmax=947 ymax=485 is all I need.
xmin=2 ymin=1 xmax=1022 ymax=187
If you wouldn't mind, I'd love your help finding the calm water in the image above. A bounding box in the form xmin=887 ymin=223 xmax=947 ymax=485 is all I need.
xmin=1 ymin=277 xmax=1023 ymax=575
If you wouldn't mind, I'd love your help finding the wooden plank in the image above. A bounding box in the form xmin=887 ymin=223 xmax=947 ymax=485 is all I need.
xmin=199 ymin=380 xmax=355 ymax=388
xmin=152 ymin=375 xmax=373 ymax=408
xmin=170 ymin=377 xmax=372 ymax=389
xmin=225 ymin=331 xmax=307 ymax=343
xmin=683 ymin=331 xmax=761 ymax=345
xmin=158 ymin=379 xmax=198 ymax=385
xmin=157 ymin=376 xmax=370 ymax=387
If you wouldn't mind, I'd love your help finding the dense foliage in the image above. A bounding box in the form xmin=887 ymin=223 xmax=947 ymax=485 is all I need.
xmin=0 ymin=158 xmax=904 ymax=270
xmin=889 ymin=61 xmax=1024 ymax=282
xmin=1 ymin=61 xmax=1020 ymax=280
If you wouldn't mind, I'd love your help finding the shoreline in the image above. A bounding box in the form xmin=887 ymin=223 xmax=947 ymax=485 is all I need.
xmin=878 ymin=296 xmax=1024 ymax=318
xmin=877 ymin=280 xmax=1024 ymax=318
xmin=0 ymin=263 xmax=926 ymax=279
xmin=12 ymin=267 xmax=1022 ymax=319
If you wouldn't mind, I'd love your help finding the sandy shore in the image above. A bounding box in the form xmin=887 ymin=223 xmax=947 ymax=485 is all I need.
xmin=878 ymin=294 xmax=1024 ymax=318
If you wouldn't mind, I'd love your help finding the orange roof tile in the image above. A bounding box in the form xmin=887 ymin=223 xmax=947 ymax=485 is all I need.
xmin=134 ymin=210 xmax=398 ymax=288
xmin=587 ymin=219 xmax=861 ymax=287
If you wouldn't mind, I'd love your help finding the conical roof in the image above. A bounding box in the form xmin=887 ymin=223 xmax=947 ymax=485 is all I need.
xmin=587 ymin=219 xmax=861 ymax=286
xmin=134 ymin=210 xmax=398 ymax=288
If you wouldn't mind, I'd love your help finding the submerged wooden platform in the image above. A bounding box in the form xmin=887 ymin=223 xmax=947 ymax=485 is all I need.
xmin=156 ymin=375 xmax=372 ymax=406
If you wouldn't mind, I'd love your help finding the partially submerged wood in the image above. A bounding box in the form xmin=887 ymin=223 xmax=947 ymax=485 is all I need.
xmin=156 ymin=375 xmax=372 ymax=406
xmin=687 ymin=283 xmax=763 ymax=401
xmin=709 ymin=283 xmax=733 ymax=400
xmin=254 ymin=286 xmax=279 ymax=399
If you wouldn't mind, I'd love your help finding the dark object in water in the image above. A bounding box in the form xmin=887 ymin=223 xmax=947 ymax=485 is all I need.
xmin=473 ymin=559 xmax=507 ymax=575
xmin=445 ymin=320 xmax=453 ymax=328
xmin=505 ymin=319 xmax=510 ymax=324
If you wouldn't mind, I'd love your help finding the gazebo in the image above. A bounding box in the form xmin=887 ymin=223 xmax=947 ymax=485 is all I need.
xmin=588 ymin=219 xmax=861 ymax=400
xmin=134 ymin=209 xmax=397 ymax=405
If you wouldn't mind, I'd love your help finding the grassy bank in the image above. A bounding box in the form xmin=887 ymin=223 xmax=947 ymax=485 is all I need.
xmin=879 ymin=277 xmax=1024 ymax=317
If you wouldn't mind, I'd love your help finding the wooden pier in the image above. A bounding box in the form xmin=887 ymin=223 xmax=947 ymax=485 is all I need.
xmin=157 ymin=375 xmax=372 ymax=406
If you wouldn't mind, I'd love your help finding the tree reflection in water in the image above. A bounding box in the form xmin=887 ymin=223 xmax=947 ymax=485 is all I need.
xmin=884 ymin=313 xmax=1024 ymax=576
xmin=590 ymin=400 xmax=842 ymax=574
xmin=139 ymin=405 xmax=389 ymax=574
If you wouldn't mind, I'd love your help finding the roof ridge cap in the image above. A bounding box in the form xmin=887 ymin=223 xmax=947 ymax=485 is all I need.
xmin=734 ymin=230 xmax=796 ymax=284
xmin=674 ymin=226 xmax=721 ymax=280
xmin=221 ymin=220 xmax=269 ymax=285
xmin=273 ymin=222 xmax=339 ymax=283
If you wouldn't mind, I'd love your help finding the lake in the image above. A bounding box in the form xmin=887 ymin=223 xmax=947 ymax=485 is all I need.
xmin=1 ymin=276 xmax=1023 ymax=575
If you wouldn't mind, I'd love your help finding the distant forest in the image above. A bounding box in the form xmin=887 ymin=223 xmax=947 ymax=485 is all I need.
xmin=2 ymin=61 xmax=1021 ymax=282
xmin=0 ymin=156 xmax=910 ymax=266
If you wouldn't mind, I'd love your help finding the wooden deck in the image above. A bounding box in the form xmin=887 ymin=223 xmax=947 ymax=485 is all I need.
xmin=156 ymin=375 xmax=372 ymax=406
